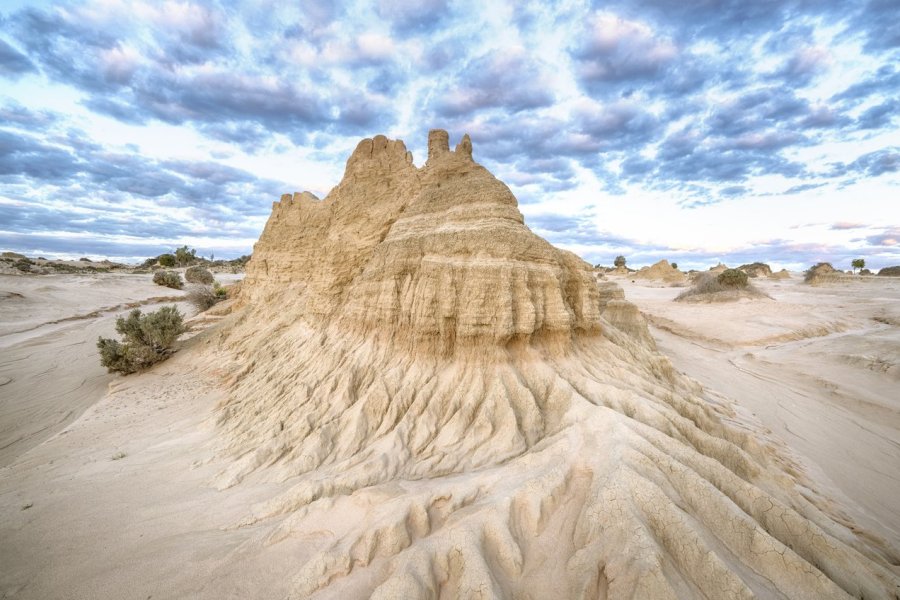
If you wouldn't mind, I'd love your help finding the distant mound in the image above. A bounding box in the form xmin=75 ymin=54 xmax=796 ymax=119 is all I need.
xmin=676 ymin=270 xmax=772 ymax=303
xmin=207 ymin=130 xmax=899 ymax=598
xmin=708 ymin=262 xmax=728 ymax=274
xmin=769 ymin=268 xmax=791 ymax=280
xmin=805 ymin=262 xmax=848 ymax=285
xmin=878 ymin=265 xmax=900 ymax=277
xmin=738 ymin=262 xmax=772 ymax=278
xmin=633 ymin=259 xmax=685 ymax=285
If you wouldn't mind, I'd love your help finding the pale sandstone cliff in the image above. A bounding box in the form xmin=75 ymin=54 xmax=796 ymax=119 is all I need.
xmin=209 ymin=131 xmax=899 ymax=599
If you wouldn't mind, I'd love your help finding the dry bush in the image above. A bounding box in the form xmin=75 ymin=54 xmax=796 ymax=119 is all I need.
xmin=152 ymin=270 xmax=183 ymax=289
xmin=186 ymin=283 xmax=226 ymax=312
xmin=676 ymin=273 xmax=769 ymax=302
xmin=185 ymin=266 xmax=214 ymax=284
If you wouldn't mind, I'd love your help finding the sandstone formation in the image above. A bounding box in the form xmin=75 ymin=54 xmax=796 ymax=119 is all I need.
xmin=770 ymin=268 xmax=791 ymax=280
xmin=738 ymin=262 xmax=773 ymax=278
xmin=209 ymin=131 xmax=899 ymax=599
xmin=634 ymin=259 xmax=686 ymax=285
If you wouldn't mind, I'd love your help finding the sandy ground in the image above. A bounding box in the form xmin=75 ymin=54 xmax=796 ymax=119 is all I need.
xmin=614 ymin=273 xmax=900 ymax=544
xmin=1 ymin=271 xmax=898 ymax=598
xmin=0 ymin=272 xmax=240 ymax=465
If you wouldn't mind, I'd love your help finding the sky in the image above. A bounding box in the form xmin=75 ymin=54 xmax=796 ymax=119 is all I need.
xmin=0 ymin=0 xmax=898 ymax=270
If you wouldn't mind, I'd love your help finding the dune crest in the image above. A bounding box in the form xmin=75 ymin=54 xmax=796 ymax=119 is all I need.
xmin=210 ymin=131 xmax=899 ymax=599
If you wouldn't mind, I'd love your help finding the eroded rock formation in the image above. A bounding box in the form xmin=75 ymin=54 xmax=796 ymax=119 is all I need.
xmin=210 ymin=130 xmax=900 ymax=599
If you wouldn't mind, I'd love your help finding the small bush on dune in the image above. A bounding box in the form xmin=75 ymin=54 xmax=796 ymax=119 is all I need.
xmin=878 ymin=265 xmax=900 ymax=277
xmin=717 ymin=268 xmax=749 ymax=288
xmin=97 ymin=306 xmax=186 ymax=374
xmin=184 ymin=266 xmax=214 ymax=284
xmin=186 ymin=283 xmax=227 ymax=312
xmin=158 ymin=253 xmax=176 ymax=267
xmin=676 ymin=272 xmax=768 ymax=302
xmin=153 ymin=270 xmax=183 ymax=289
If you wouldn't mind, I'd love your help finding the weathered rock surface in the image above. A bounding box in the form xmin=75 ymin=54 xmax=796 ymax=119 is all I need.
xmin=634 ymin=259 xmax=686 ymax=285
xmin=209 ymin=130 xmax=900 ymax=599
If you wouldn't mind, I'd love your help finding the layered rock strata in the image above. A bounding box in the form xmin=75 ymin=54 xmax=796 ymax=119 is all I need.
xmin=210 ymin=130 xmax=899 ymax=599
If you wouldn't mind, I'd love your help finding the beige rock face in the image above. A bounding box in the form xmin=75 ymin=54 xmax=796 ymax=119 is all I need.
xmin=634 ymin=259 xmax=686 ymax=284
xmin=211 ymin=131 xmax=900 ymax=599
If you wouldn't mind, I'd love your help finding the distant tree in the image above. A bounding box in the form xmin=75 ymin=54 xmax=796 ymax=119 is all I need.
xmin=174 ymin=245 xmax=197 ymax=267
xmin=671 ymin=262 xmax=678 ymax=270
xmin=851 ymin=258 xmax=865 ymax=274
xmin=158 ymin=253 xmax=176 ymax=267
xmin=614 ymin=255 xmax=626 ymax=268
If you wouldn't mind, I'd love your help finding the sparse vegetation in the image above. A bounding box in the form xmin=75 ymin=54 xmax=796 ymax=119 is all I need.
xmin=158 ymin=253 xmax=176 ymax=267
xmin=184 ymin=266 xmax=214 ymax=284
xmin=174 ymin=245 xmax=197 ymax=267
xmin=671 ymin=262 xmax=678 ymax=270
xmin=97 ymin=306 xmax=186 ymax=374
xmin=878 ymin=265 xmax=900 ymax=277
xmin=186 ymin=283 xmax=227 ymax=312
xmin=614 ymin=255 xmax=626 ymax=268
xmin=13 ymin=258 xmax=33 ymax=272
xmin=717 ymin=268 xmax=749 ymax=288
xmin=676 ymin=272 xmax=769 ymax=302
xmin=804 ymin=262 xmax=836 ymax=283
xmin=851 ymin=258 xmax=865 ymax=274
xmin=737 ymin=262 xmax=772 ymax=278
xmin=152 ymin=270 xmax=183 ymax=289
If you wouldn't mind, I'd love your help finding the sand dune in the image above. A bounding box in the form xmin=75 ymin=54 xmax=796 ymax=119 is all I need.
xmin=1 ymin=133 xmax=898 ymax=599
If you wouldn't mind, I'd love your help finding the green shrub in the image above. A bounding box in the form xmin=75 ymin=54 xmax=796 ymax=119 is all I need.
xmin=717 ymin=268 xmax=748 ymax=288
xmin=174 ymin=245 xmax=197 ymax=267
xmin=158 ymin=253 xmax=176 ymax=267
xmin=97 ymin=306 xmax=186 ymax=374
xmin=614 ymin=255 xmax=626 ymax=268
xmin=671 ymin=262 xmax=678 ymax=270
xmin=152 ymin=270 xmax=183 ymax=289
xmin=184 ymin=266 xmax=214 ymax=284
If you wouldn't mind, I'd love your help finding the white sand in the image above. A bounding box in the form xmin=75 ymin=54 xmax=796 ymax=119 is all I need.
xmin=1 ymin=134 xmax=898 ymax=598
xmin=616 ymin=274 xmax=900 ymax=543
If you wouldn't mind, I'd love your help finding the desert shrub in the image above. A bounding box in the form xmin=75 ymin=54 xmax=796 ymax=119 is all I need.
xmin=717 ymin=268 xmax=748 ymax=288
xmin=671 ymin=262 xmax=678 ymax=270
xmin=614 ymin=255 xmax=626 ymax=268
xmin=158 ymin=253 xmax=176 ymax=267
xmin=676 ymin=273 xmax=768 ymax=302
xmin=79 ymin=257 xmax=92 ymax=262
xmin=97 ymin=306 xmax=186 ymax=374
xmin=152 ymin=270 xmax=183 ymax=289
xmin=13 ymin=258 xmax=33 ymax=272
xmin=878 ymin=265 xmax=900 ymax=277
xmin=184 ymin=266 xmax=214 ymax=284
xmin=186 ymin=283 xmax=226 ymax=311
xmin=174 ymin=245 xmax=197 ymax=267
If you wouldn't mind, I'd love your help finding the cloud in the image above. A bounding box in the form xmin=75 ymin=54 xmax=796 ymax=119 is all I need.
xmin=432 ymin=49 xmax=555 ymax=117
xmin=573 ymin=12 xmax=678 ymax=86
xmin=0 ymin=38 xmax=35 ymax=77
